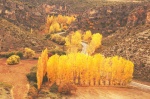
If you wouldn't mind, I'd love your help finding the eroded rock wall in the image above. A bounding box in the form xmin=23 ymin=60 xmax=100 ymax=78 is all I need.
xmin=69 ymin=2 xmax=150 ymax=36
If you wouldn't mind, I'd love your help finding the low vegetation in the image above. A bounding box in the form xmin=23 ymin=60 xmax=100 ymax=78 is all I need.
xmin=50 ymin=34 xmax=65 ymax=45
xmin=24 ymin=48 xmax=35 ymax=59
xmin=6 ymin=55 xmax=20 ymax=65
xmin=0 ymin=51 xmax=23 ymax=58
xmin=45 ymin=15 xmax=76 ymax=34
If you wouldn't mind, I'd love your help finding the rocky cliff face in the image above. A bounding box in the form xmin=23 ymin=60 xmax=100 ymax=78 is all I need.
xmin=69 ymin=2 xmax=150 ymax=36
xmin=146 ymin=10 xmax=150 ymax=24
xmin=0 ymin=0 xmax=68 ymax=30
xmin=126 ymin=4 xmax=150 ymax=27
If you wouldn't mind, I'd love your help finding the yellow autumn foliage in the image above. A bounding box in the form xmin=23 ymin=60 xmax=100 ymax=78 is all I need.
xmin=44 ymin=53 xmax=134 ymax=87
xmin=7 ymin=55 xmax=20 ymax=65
xmin=83 ymin=30 xmax=92 ymax=42
xmin=45 ymin=15 xmax=76 ymax=33
xmin=24 ymin=48 xmax=35 ymax=58
xmin=65 ymin=31 xmax=82 ymax=53
xmin=71 ymin=31 xmax=82 ymax=45
xmin=65 ymin=31 xmax=102 ymax=54
xmin=49 ymin=21 xmax=62 ymax=33
xmin=37 ymin=48 xmax=48 ymax=89
xmin=47 ymin=54 xmax=59 ymax=83
xmin=36 ymin=29 xmax=134 ymax=90
xmin=50 ymin=34 xmax=65 ymax=44
xmin=37 ymin=57 xmax=43 ymax=90
xmin=87 ymin=33 xmax=102 ymax=55
xmin=57 ymin=15 xmax=67 ymax=24
xmin=66 ymin=16 xmax=76 ymax=25
xmin=37 ymin=50 xmax=134 ymax=89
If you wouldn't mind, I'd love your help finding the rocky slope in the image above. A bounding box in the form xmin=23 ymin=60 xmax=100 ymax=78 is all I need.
xmin=69 ymin=2 xmax=150 ymax=36
xmin=0 ymin=0 xmax=96 ymax=30
xmin=0 ymin=0 xmax=69 ymax=30
xmin=0 ymin=18 xmax=55 ymax=52
xmin=98 ymin=24 xmax=150 ymax=82
xmin=1 ymin=0 xmax=150 ymax=31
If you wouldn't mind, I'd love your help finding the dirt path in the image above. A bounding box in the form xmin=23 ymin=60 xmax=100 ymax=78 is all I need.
xmin=0 ymin=58 xmax=37 ymax=99
xmin=66 ymin=86 xmax=150 ymax=99
xmin=107 ymin=0 xmax=142 ymax=2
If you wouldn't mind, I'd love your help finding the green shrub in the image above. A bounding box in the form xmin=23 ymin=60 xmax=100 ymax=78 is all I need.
xmin=16 ymin=51 xmax=23 ymax=58
xmin=49 ymin=83 xmax=58 ymax=93
xmin=3 ymin=51 xmax=23 ymax=58
xmin=26 ymin=72 xmax=37 ymax=83
xmin=5 ymin=52 xmax=15 ymax=58
xmin=26 ymin=66 xmax=37 ymax=83
xmin=27 ymin=66 xmax=48 ymax=90
xmin=6 ymin=55 xmax=20 ymax=65
xmin=50 ymin=34 xmax=65 ymax=45
xmin=44 ymin=34 xmax=51 ymax=39
xmin=49 ymin=50 xmax=66 ymax=56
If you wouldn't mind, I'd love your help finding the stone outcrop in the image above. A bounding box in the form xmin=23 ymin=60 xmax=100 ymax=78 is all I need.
xmin=126 ymin=4 xmax=150 ymax=27
xmin=146 ymin=10 xmax=150 ymax=24
xmin=69 ymin=2 xmax=150 ymax=36
xmin=0 ymin=0 xmax=68 ymax=29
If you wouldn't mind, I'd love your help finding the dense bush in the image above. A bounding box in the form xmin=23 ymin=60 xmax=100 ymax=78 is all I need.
xmin=44 ymin=34 xmax=51 ymax=39
xmin=16 ymin=51 xmax=23 ymax=58
xmin=24 ymin=48 xmax=35 ymax=58
xmin=26 ymin=66 xmax=48 ymax=89
xmin=6 ymin=55 xmax=20 ymax=65
xmin=26 ymin=71 xmax=37 ymax=83
xmin=3 ymin=51 xmax=23 ymax=58
xmin=26 ymin=66 xmax=37 ymax=83
xmin=48 ymin=50 xmax=66 ymax=57
xmin=50 ymin=34 xmax=65 ymax=45
xmin=5 ymin=52 xmax=15 ymax=58
xmin=45 ymin=15 xmax=76 ymax=34
xmin=49 ymin=83 xmax=58 ymax=93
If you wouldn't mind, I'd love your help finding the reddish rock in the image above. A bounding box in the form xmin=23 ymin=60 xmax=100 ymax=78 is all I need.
xmin=146 ymin=11 xmax=150 ymax=24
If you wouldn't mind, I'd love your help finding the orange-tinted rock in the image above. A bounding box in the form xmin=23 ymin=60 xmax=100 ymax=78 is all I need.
xmin=146 ymin=11 xmax=150 ymax=24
